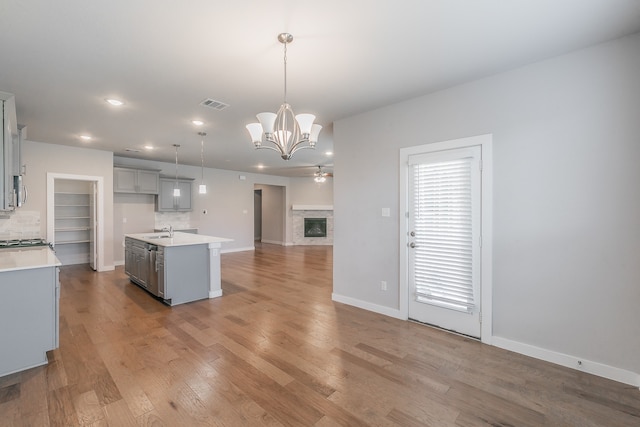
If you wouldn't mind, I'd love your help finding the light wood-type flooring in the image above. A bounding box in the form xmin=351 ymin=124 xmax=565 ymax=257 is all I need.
xmin=1 ymin=243 xmax=639 ymax=426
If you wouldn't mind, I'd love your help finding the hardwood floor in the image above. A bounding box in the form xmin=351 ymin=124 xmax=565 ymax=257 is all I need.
xmin=1 ymin=243 xmax=639 ymax=426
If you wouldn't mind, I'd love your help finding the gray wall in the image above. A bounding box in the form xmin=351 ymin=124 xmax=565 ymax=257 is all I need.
xmin=112 ymin=157 xmax=334 ymax=261
xmin=289 ymin=176 xmax=333 ymax=205
xmin=333 ymin=33 xmax=640 ymax=377
xmin=254 ymin=184 xmax=285 ymax=245
xmin=22 ymin=141 xmax=115 ymax=268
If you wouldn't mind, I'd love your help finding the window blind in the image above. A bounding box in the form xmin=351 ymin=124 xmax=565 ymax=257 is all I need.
xmin=411 ymin=157 xmax=476 ymax=313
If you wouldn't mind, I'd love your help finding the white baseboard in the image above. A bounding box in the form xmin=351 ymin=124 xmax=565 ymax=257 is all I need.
xmin=221 ymin=246 xmax=255 ymax=253
xmin=331 ymin=293 xmax=405 ymax=320
xmin=331 ymin=293 xmax=639 ymax=388
xmin=492 ymin=336 xmax=640 ymax=388
xmin=208 ymin=290 xmax=222 ymax=298
xmin=260 ymin=239 xmax=284 ymax=245
xmin=114 ymin=260 xmax=124 ymax=266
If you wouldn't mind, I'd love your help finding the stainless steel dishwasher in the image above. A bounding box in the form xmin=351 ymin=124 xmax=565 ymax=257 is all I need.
xmin=145 ymin=243 xmax=159 ymax=295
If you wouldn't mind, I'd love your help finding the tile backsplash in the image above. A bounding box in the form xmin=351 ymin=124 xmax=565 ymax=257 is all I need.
xmin=0 ymin=210 xmax=41 ymax=240
xmin=154 ymin=211 xmax=192 ymax=231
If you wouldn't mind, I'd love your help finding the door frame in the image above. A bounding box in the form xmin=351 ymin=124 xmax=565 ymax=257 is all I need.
xmin=46 ymin=172 xmax=105 ymax=272
xmin=399 ymin=134 xmax=493 ymax=344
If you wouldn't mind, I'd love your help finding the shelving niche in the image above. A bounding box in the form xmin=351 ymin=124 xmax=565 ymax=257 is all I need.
xmin=54 ymin=180 xmax=94 ymax=265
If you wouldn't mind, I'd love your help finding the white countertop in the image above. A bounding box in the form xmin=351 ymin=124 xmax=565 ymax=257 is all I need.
xmin=0 ymin=246 xmax=62 ymax=273
xmin=125 ymin=231 xmax=233 ymax=247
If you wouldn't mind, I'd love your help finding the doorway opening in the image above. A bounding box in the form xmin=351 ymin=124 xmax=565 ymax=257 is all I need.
xmin=47 ymin=173 xmax=105 ymax=271
xmin=254 ymin=189 xmax=262 ymax=242
xmin=253 ymin=184 xmax=286 ymax=246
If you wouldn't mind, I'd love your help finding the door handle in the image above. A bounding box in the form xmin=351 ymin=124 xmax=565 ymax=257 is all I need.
xmin=410 ymin=231 xmax=415 ymax=237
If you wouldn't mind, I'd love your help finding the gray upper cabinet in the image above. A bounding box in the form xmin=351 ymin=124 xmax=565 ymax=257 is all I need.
xmin=157 ymin=177 xmax=193 ymax=212
xmin=114 ymin=167 xmax=160 ymax=194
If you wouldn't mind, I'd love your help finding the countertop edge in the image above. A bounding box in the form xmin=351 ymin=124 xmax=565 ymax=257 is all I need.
xmin=125 ymin=232 xmax=233 ymax=247
xmin=0 ymin=247 xmax=62 ymax=273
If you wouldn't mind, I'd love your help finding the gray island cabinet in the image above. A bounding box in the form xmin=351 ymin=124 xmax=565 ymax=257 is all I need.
xmin=124 ymin=232 xmax=232 ymax=306
xmin=0 ymin=247 xmax=62 ymax=377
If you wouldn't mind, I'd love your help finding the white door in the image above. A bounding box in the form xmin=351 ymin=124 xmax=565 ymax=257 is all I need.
xmin=407 ymin=145 xmax=482 ymax=338
xmin=88 ymin=181 xmax=97 ymax=271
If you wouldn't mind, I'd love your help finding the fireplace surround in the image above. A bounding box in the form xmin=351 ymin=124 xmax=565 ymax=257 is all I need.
xmin=292 ymin=205 xmax=333 ymax=245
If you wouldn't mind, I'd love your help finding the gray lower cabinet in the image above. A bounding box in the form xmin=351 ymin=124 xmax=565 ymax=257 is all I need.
xmin=157 ymin=178 xmax=193 ymax=212
xmin=114 ymin=167 xmax=160 ymax=194
xmin=124 ymin=238 xmax=209 ymax=305
xmin=162 ymin=244 xmax=209 ymax=305
xmin=124 ymin=238 xmax=148 ymax=288
xmin=0 ymin=265 xmax=59 ymax=377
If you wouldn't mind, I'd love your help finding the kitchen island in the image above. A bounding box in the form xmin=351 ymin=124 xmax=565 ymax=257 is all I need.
xmin=0 ymin=246 xmax=61 ymax=377
xmin=124 ymin=232 xmax=232 ymax=305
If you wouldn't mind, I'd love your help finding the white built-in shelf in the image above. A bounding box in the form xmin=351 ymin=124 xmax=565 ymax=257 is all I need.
xmin=55 ymin=240 xmax=91 ymax=245
xmin=55 ymin=227 xmax=90 ymax=231
xmin=56 ymin=216 xmax=90 ymax=220
xmin=54 ymin=192 xmax=92 ymax=264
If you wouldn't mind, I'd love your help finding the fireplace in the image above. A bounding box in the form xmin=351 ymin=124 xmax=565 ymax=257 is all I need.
xmin=292 ymin=205 xmax=333 ymax=246
xmin=304 ymin=218 xmax=327 ymax=237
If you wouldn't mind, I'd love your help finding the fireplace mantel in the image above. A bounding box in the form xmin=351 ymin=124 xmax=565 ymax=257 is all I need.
xmin=291 ymin=205 xmax=333 ymax=211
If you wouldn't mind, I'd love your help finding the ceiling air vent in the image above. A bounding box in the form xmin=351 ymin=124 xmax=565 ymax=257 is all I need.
xmin=125 ymin=148 xmax=141 ymax=153
xmin=200 ymin=98 xmax=229 ymax=111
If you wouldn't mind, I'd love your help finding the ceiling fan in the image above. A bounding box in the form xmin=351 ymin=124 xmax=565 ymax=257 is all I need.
xmin=314 ymin=166 xmax=333 ymax=183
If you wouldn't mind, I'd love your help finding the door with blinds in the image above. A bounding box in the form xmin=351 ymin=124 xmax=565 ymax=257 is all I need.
xmin=408 ymin=145 xmax=482 ymax=338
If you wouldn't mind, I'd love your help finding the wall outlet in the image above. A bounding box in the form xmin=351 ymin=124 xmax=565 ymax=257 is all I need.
xmin=381 ymin=280 xmax=387 ymax=291
xmin=381 ymin=208 xmax=390 ymax=217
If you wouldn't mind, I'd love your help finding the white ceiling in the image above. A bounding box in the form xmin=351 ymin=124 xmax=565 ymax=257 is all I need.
xmin=1 ymin=0 xmax=639 ymax=177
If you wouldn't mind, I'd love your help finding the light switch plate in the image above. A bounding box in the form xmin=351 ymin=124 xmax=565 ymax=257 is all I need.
xmin=382 ymin=208 xmax=390 ymax=217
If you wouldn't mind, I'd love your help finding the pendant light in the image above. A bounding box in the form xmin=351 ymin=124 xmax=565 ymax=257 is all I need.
xmin=173 ymin=144 xmax=181 ymax=197
xmin=246 ymin=33 xmax=322 ymax=160
xmin=198 ymin=132 xmax=207 ymax=194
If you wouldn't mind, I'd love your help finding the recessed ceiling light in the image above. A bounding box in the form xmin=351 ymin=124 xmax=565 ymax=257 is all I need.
xmin=80 ymin=135 xmax=92 ymax=141
xmin=105 ymin=98 xmax=124 ymax=106
xmin=325 ymin=151 xmax=333 ymax=156
xmin=192 ymin=120 xmax=204 ymax=126
xmin=144 ymin=145 xmax=154 ymax=150
xmin=256 ymin=164 xmax=265 ymax=169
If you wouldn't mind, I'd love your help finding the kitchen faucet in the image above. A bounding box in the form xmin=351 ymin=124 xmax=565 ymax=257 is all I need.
xmin=162 ymin=225 xmax=174 ymax=237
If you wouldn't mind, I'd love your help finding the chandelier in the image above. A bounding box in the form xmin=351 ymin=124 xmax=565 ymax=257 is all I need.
xmin=246 ymin=33 xmax=322 ymax=160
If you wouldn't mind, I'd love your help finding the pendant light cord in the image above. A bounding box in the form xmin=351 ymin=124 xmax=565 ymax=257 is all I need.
xmin=173 ymin=144 xmax=180 ymax=185
xmin=283 ymin=39 xmax=288 ymax=104
xmin=198 ymin=132 xmax=206 ymax=182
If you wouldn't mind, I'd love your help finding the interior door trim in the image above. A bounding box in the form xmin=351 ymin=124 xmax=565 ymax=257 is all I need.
xmin=46 ymin=172 xmax=106 ymax=272
xmin=399 ymin=134 xmax=493 ymax=344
